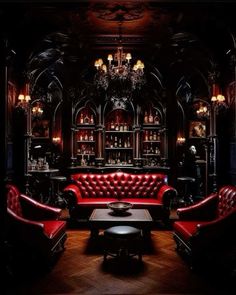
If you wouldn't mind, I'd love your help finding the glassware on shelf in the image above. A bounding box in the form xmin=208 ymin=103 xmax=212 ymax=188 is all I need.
xmin=148 ymin=110 xmax=154 ymax=123
xmin=154 ymin=111 xmax=160 ymax=124
xmin=144 ymin=111 xmax=148 ymax=123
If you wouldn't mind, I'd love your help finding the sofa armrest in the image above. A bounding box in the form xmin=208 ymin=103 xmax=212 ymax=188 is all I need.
xmin=177 ymin=193 xmax=218 ymax=221
xmin=19 ymin=194 xmax=62 ymax=221
xmin=63 ymin=184 xmax=81 ymax=208
xmin=157 ymin=184 xmax=177 ymax=207
xmin=7 ymin=208 xmax=44 ymax=233
xmin=196 ymin=208 xmax=236 ymax=243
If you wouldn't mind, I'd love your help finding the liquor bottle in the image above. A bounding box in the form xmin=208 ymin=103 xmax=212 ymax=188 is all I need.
xmin=124 ymin=122 xmax=128 ymax=131
xmin=128 ymin=156 xmax=132 ymax=164
xmin=84 ymin=131 xmax=88 ymax=141
xmin=144 ymin=111 xmax=148 ymax=123
xmin=115 ymin=115 xmax=119 ymax=131
xmin=127 ymin=137 xmax=131 ymax=148
xmin=120 ymin=123 xmax=124 ymax=132
xmin=145 ymin=131 xmax=149 ymax=141
xmin=110 ymin=135 xmax=114 ymax=148
xmin=150 ymin=143 xmax=154 ymax=154
xmin=117 ymin=152 xmax=121 ymax=164
xmin=80 ymin=113 xmax=84 ymax=124
xmin=148 ymin=110 xmax=154 ymax=123
xmin=89 ymin=131 xmax=94 ymax=141
xmin=153 ymin=131 xmax=157 ymax=141
xmin=154 ymin=111 xmax=160 ymax=124
xmin=118 ymin=138 xmax=122 ymax=147
xmin=115 ymin=122 xmax=119 ymax=131
xmin=105 ymin=135 xmax=110 ymax=148
xmin=155 ymin=146 xmax=160 ymax=155
xmin=124 ymin=138 xmax=128 ymax=148
xmin=114 ymin=136 xmax=118 ymax=147
xmin=107 ymin=154 xmax=111 ymax=164
xmin=90 ymin=114 xmax=94 ymax=124
xmin=149 ymin=131 xmax=153 ymax=141
xmin=110 ymin=120 xmax=115 ymax=130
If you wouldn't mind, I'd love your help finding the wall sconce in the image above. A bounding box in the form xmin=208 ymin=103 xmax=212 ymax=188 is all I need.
xmin=211 ymin=94 xmax=227 ymax=111
xmin=17 ymin=83 xmax=31 ymax=110
xmin=211 ymin=83 xmax=227 ymax=111
xmin=17 ymin=94 xmax=31 ymax=110
xmin=177 ymin=137 xmax=186 ymax=145
xmin=52 ymin=137 xmax=61 ymax=144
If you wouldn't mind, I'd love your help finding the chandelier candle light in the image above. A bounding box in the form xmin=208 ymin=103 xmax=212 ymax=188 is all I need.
xmin=94 ymin=46 xmax=145 ymax=91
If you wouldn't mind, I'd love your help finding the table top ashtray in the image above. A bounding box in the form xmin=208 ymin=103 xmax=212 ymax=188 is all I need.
xmin=107 ymin=201 xmax=133 ymax=215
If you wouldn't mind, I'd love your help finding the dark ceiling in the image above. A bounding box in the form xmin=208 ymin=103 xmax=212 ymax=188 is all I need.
xmin=2 ymin=1 xmax=236 ymax=51
xmin=1 ymin=1 xmax=236 ymax=98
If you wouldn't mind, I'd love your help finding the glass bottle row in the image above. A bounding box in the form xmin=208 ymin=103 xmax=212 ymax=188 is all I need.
xmin=144 ymin=110 xmax=160 ymax=124
xmin=105 ymin=135 xmax=132 ymax=148
xmin=77 ymin=130 xmax=94 ymax=141
xmin=106 ymin=151 xmax=133 ymax=166
xmin=143 ymin=130 xmax=161 ymax=141
xmin=78 ymin=113 xmax=94 ymax=124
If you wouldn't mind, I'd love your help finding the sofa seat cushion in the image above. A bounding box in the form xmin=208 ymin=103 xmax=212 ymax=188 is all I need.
xmin=42 ymin=220 xmax=67 ymax=239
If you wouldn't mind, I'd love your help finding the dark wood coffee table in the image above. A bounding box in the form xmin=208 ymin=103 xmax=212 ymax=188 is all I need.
xmin=89 ymin=208 xmax=153 ymax=238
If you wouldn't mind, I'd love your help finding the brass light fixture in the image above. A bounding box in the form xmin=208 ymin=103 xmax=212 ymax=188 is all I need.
xmin=94 ymin=22 xmax=145 ymax=91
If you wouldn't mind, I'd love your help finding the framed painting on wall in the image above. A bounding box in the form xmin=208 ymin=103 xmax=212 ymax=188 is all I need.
xmin=189 ymin=121 xmax=206 ymax=138
xmin=32 ymin=118 xmax=50 ymax=138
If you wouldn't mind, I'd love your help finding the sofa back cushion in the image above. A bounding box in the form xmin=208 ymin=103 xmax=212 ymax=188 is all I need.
xmin=217 ymin=186 xmax=236 ymax=217
xmin=7 ymin=184 xmax=23 ymax=217
xmin=70 ymin=172 xmax=167 ymax=199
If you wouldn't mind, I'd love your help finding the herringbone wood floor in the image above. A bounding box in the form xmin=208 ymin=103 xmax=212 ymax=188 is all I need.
xmin=4 ymin=224 xmax=236 ymax=295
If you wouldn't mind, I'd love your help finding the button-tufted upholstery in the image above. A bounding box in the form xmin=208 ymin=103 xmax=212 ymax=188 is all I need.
xmin=173 ymin=185 xmax=236 ymax=267
xmin=7 ymin=184 xmax=67 ymax=261
xmin=63 ymin=172 xmax=177 ymax=222
xmin=7 ymin=185 xmax=22 ymax=217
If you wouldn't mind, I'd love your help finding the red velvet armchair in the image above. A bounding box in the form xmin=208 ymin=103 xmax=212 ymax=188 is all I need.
xmin=6 ymin=184 xmax=67 ymax=261
xmin=173 ymin=185 xmax=236 ymax=268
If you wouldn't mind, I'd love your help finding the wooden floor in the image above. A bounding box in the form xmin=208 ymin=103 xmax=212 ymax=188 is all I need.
xmin=4 ymin=222 xmax=236 ymax=295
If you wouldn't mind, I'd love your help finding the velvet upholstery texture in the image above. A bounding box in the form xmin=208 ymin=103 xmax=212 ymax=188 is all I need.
xmin=63 ymin=172 xmax=177 ymax=222
xmin=7 ymin=184 xmax=67 ymax=260
xmin=173 ymin=185 xmax=236 ymax=267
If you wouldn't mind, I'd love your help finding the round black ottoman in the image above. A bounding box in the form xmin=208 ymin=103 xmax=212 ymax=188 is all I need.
xmin=103 ymin=225 xmax=142 ymax=262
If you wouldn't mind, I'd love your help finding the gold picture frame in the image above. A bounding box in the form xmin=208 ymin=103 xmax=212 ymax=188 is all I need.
xmin=189 ymin=121 xmax=206 ymax=138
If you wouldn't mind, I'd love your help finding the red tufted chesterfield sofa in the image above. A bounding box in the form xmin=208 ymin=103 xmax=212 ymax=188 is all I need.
xmin=7 ymin=184 xmax=67 ymax=261
xmin=63 ymin=172 xmax=177 ymax=223
xmin=173 ymin=185 xmax=236 ymax=268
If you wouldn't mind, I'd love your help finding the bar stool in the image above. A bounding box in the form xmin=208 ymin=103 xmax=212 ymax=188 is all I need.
xmin=177 ymin=176 xmax=196 ymax=206
xmin=49 ymin=176 xmax=67 ymax=207
xmin=103 ymin=225 xmax=142 ymax=263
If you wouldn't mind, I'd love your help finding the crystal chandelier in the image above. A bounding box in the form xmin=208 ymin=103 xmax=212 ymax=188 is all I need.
xmin=94 ymin=23 xmax=145 ymax=91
